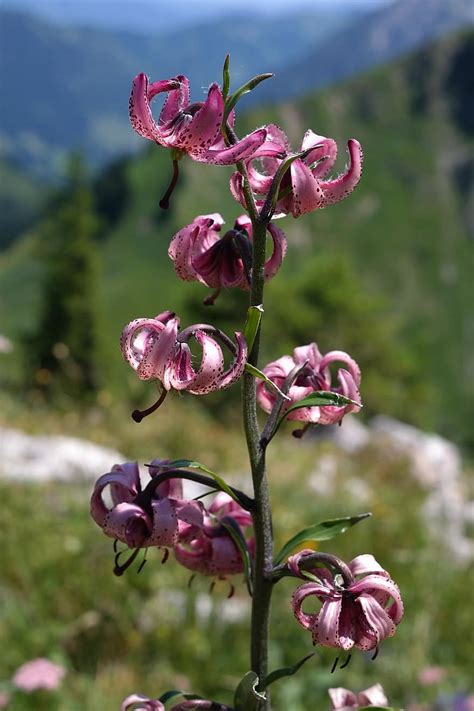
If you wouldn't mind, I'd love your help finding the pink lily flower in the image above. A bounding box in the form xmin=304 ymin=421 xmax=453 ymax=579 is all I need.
xmin=121 ymin=311 xmax=247 ymax=395
xmin=168 ymin=213 xmax=287 ymax=291
xmin=174 ymin=492 xmax=254 ymax=578
xmin=291 ymin=552 xmax=404 ymax=651
xmin=121 ymin=695 xmax=164 ymax=711
xmin=90 ymin=462 xmax=203 ymax=549
xmin=329 ymin=684 xmax=388 ymax=710
xmin=230 ymin=123 xmax=363 ymax=217
xmin=12 ymin=658 xmax=66 ymax=693
xmin=257 ymin=342 xmax=361 ymax=425
xmin=129 ymin=72 xmax=267 ymax=165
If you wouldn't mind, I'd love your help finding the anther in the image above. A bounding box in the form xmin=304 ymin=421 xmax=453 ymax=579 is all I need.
xmin=161 ymin=548 xmax=169 ymax=565
xmin=371 ymin=647 xmax=379 ymax=661
xmin=114 ymin=547 xmax=140 ymax=576
xmin=330 ymin=657 xmax=339 ymax=674
xmin=132 ymin=388 xmax=167 ymax=422
xmin=340 ymin=654 xmax=352 ymax=669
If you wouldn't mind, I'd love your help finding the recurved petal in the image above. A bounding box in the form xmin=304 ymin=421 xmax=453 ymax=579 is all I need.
xmin=186 ymin=331 xmax=225 ymax=394
xmin=103 ymin=502 xmax=151 ymax=547
xmin=313 ymin=597 xmax=344 ymax=647
xmin=319 ymin=139 xmax=363 ymax=207
xmin=165 ymin=342 xmax=195 ymax=390
xmin=355 ymin=593 xmax=397 ymax=645
xmin=197 ymin=128 xmax=267 ymax=165
xmin=301 ymin=131 xmax=338 ymax=177
xmin=168 ymin=223 xmax=201 ymax=281
xmin=137 ymin=317 xmax=179 ymax=383
xmin=290 ymin=158 xmax=324 ymax=217
xmin=319 ymin=349 xmax=361 ymax=386
xmin=349 ymin=554 xmax=389 ymax=578
xmin=129 ymin=73 xmax=174 ymax=143
xmin=121 ymin=693 xmax=165 ymax=711
xmin=328 ymin=687 xmax=358 ymax=710
xmin=178 ymin=83 xmax=224 ymax=154
xmin=158 ymin=74 xmax=190 ymax=124
xmin=90 ymin=463 xmax=141 ymax=526
xmin=293 ymin=342 xmax=323 ymax=369
xmin=358 ymin=684 xmax=389 ymax=707
xmin=351 ymin=574 xmax=404 ymax=625
xmin=147 ymin=497 xmax=180 ymax=547
xmin=214 ymin=331 xmax=247 ymax=390
xmin=292 ymin=582 xmax=336 ymax=631
xmin=264 ymin=223 xmax=287 ymax=280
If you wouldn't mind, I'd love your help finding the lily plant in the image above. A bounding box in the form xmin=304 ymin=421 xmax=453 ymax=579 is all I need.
xmin=90 ymin=57 xmax=403 ymax=711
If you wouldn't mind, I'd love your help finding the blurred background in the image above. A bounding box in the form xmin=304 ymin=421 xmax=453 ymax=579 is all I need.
xmin=0 ymin=0 xmax=473 ymax=708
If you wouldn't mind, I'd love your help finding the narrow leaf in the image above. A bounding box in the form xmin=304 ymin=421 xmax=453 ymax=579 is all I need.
xmin=224 ymin=73 xmax=273 ymax=123
xmin=222 ymin=54 xmax=231 ymax=101
xmin=166 ymin=459 xmax=238 ymax=504
xmin=274 ymin=390 xmax=360 ymax=434
xmin=234 ymin=671 xmax=266 ymax=711
xmin=274 ymin=513 xmax=372 ymax=565
xmin=244 ymin=304 xmax=263 ymax=353
xmin=245 ymin=363 xmax=290 ymax=401
xmin=264 ymin=653 xmax=314 ymax=689
xmin=260 ymin=146 xmax=316 ymax=221
xmin=220 ymin=515 xmax=253 ymax=596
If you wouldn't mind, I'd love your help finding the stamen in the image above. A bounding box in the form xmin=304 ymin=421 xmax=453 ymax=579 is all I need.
xmin=188 ymin=574 xmax=196 ymax=589
xmin=137 ymin=550 xmax=148 ymax=574
xmin=340 ymin=654 xmax=352 ymax=669
xmin=371 ymin=647 xmax=379 ymax=661
xmin=203 ymin=287 xmax=221 ymax=306
xmin=114 ymin=547 xmax=141 ymax=576
xmin=330 ymin=657 xmax=339 ymax=674
xmin=132 ymin=388 xmax=167 ymax=422
xmin=161 ymin=548 xmax=169 ymax=565
xmin=227 ymin=583 xmax=235 ymax=599
xmin=159 ymin=159 xmax=180 ymax=209
xmin=209 ymin=580 xmax=216 ymax=594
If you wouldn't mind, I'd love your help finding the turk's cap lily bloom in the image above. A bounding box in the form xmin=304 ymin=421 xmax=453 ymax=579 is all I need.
xmin=90 ymin=461 xmax=204 ymax=549
xmin=257 ymin=342 xmax=361 ymax=425
xmin=329 ymin=684 xmax=389 ymax=710
xmin=291 ymin=551 xmax=404 ymax=651
xmin=230 ymin=123 xmax=363 ymax=218
xmin=121 ymin=311 xmax=247 ymax=395
xmin=12 ymin=658 xmax=66 ymax=692
xmin=121 ymin=695 xmax=164 ymax=711
xmin=174 ymin=492 xmax=254 ymax=578
xmin=129 ymin=72 xmax=268 ymax=165
xmin=121 ymin=696 xmax=231 ymax=711
xmin=168 ymin=213 xmax=287 ymax=291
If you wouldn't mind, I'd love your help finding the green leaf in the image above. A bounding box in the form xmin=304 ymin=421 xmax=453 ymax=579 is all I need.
xmin=224 ymin=73 xmax=273 ymax=123
xmin=259 ymin=146 xmax=316 ymax=221
xmin=245 ymin=363 xmax=290 ymax=401
xmin=222 ymin=54 xmax=231 ymax=101
xmin=274 ymin=390 xmax=360 ymax=434
xmin=264 ymin=653 xmax=314 ymax=689
xmin=234 ymin=671 xmax=266 ymax=711
xmin=274 ymin=513 xmax=372 ymax=565
xmin=244 ymin=304 xmax=263 ymax=353
xmin=166 ymin=459 xmax=238 ymax=504
xmin=220 ymin=516 xmax=253 ymax=596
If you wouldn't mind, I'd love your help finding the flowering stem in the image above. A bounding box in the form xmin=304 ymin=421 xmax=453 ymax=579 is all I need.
xmin=270 ymin=552 xmax=355 ymax=587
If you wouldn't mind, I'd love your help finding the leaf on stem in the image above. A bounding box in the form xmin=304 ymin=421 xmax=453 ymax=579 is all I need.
xmin=273 ymin=390 xmax=361 ymax=434
xmin=245 ymin=363 xmax=290 ymax=401
xmin=274 ymin=513 xmax=372 ymax=565
xmin=222 ymin=54 xmax=231 ymax=101
xmin=263 ymin=653 xmax=314 ymax=689
xmin=223 ymin=73 xmax=273 ymax=124
xmin=234 ymin=671 xmax=266 ymax=711
xmin=166 ymin=459 xmax=240 ymax=505
xmin=220 ymin=515 xmax=253 ymax=596
xmin=243 ymin=304 xmax=264 ymax=353
xmin=259 ymin=146 xmax=316 ymax=221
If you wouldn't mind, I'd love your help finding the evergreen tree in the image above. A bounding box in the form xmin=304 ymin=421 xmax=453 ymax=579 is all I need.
xmin=27 ymin=155 xmax=100 ymax=400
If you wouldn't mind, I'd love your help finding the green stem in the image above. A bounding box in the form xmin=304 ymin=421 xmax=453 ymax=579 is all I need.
xmin=242 ymin=216 xmax=274 ymax=705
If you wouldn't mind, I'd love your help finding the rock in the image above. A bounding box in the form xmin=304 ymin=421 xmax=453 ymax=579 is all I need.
xmin=0 ymin=427 xmax=124 ymax=482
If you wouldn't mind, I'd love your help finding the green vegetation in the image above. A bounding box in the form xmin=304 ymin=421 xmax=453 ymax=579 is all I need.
xmin=0 ymin=413 xmax=472 ymax=709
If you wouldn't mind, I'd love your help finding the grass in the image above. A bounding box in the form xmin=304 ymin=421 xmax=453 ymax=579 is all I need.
xmin=1 ymin=399 xmax=473 ymax=710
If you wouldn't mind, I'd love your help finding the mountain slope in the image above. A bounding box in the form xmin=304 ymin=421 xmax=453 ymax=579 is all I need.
xmin=1 ymin=30 xmax=473 ymax=447
xmin=258 ymin=0 xmax=474 ymax=104
xmin=0 ymin=7 xmax=358 ymax=177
